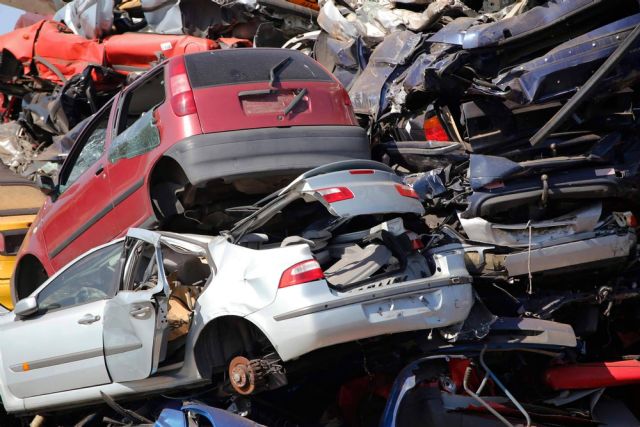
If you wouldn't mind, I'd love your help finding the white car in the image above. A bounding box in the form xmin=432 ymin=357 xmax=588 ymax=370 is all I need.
xmin=0 ymin=160 xmax=473 ymax=414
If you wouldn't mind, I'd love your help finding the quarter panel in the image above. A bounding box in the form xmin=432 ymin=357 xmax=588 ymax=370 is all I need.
xmin=198 ymin=241 xmax=313 ymax=322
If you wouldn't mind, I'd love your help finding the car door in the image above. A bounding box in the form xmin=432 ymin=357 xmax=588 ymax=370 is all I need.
xmin=103 ymin=231 xmax=169 ymax=382
xmin=1 ymin=241 xmax=124 ymax=399
xmin=104 ymin=68 xmax=166 ymax=236
xmin=42 ymin=101 xmax=118 ymax=270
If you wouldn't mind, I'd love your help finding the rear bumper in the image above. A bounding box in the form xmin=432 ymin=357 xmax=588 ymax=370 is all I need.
xmin=248 ymin=249 xmax=474 ymax=361
xmin=164 ymin=125 xmax=370 ymax=185
xmin=248 ymin=281 xmax=473 ymax=361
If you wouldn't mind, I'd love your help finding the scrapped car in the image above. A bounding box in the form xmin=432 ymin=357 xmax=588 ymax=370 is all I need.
xmin=378 ymin=328 xmax=640 ymax=427
xmin=153 ymin=403 xmax=262 ymax=427
xmin=0 ymin=160 xmax=472 ymax=414
xmin=12 ymin=48 xmax=369 ymax=302
xmin=0 ymin=166 xmax=44 ymax=309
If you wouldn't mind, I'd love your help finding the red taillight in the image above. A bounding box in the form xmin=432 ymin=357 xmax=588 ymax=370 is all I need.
xmin=395 ymin=184 xmax=419 ymax=199
xmin=407 ymin=232 xmax=425 ymax=250
xmin=424 ymin=115 xmax=449 ymax=141
xmin=349 ymin=169 xmax=375 ymax=175
xmin=279 ymin=260 xmax=324 ymax=288
xmin=168 ymin=58 xmax=196 ymax=117
xmin=341 ymin=89 xmax=352 ymax=106
xmin=316 ymin=187 xmax=354 ymax=203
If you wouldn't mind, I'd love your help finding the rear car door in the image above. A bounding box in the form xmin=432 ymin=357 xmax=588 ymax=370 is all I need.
xmin=42 ymin=101 xmax=117 ymax=270
xmin=104 ymin=68 xmax=165 ymax=236
xmin=103 ymin=232 xmax=169 ymax=382
xmin=1 ymin=241 xmax=123 ymax=399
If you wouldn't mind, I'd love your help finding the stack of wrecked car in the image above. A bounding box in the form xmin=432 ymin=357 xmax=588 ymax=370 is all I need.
xmin=2 ymin=0 xmax=640 ymax=426
xmin=10 ymin=47 xmax=369 ymax=302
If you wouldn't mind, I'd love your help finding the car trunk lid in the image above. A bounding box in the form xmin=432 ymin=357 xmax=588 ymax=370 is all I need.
xmin=184 ymin=49 xmax=356 ymax=133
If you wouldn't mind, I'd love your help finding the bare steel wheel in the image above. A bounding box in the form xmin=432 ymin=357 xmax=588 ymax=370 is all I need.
xmin=229 ymin=356 xmax=266 ymax=395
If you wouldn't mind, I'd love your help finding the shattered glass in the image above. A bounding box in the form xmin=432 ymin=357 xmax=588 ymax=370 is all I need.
xmin=108 ymin=111 xmax=160 ymax=163
xmin=62 ymin=128 xmax=106 ymax=191
xmin=59 ymin=113 xmax=109 ymax=192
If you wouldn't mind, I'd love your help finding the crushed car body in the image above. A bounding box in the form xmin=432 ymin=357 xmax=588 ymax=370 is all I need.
xmin=11 ymin=47 xmax=369 ymax=303
xmin=0 ymin=160 xmax=474 ymax=414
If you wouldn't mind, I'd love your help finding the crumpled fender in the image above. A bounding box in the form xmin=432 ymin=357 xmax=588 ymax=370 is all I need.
xmin=0 ymin=19 xmax=249 ymax=85
xmin=0 ymin=20 xmax=105 ymax=84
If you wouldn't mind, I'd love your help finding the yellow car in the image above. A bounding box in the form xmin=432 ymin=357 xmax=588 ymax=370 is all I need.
xmin=0 ymin=167 xmax=44 ymax=309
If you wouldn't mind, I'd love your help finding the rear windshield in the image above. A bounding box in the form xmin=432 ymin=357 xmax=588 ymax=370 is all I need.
xmin=185 ymin=49 xmax=333 ymax=88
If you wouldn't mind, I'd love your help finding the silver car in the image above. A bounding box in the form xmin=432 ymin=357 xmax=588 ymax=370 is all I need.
xmin=0 ymin=160 xmax=473 ymax=414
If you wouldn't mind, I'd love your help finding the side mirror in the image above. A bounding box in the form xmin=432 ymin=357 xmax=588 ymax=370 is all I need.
xmin=14 ymin=297 xmax=38 ymax=318
xmin=36 ymin=174 xmax=57 ymax=196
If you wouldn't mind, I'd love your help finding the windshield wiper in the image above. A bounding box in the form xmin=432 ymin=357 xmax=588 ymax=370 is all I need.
xmin=237 ymin=56 xmax=293 ymax=97
xmin=284 ymin=88 xmax=308 ymax=115
xmin=269 ymin=57 xmax=292 ymax=88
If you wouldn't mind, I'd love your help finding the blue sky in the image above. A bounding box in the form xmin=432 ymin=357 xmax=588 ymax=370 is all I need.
xmin=0 ymin=4 xmax=24 ymax=35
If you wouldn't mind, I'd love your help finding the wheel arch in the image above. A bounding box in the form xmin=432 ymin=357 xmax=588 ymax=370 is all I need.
xmin=12 ymin=254 xmax=48 ymax=303
xmin=148 ymin=156 xmax=190 ymax=223
xmin=193 ymin=315 xmax=279 ymax=381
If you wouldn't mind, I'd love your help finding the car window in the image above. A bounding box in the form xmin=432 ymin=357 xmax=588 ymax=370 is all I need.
xmin=37 ymin=242 xmax=124 ymax=312
xmin=122 ymin=240 xmax=160 ymax=292
xmin=58 ymin=110 xmax=110 ymax=193
xmin=185 ymin=49 xmax=333 ymax=88
xmin=115 ymin=70 xmax=165 ymax=136
xmin=109 ymin=110 xmax=160 ymax=163
xmin=108 ymin=70 xmax=164 ymax=163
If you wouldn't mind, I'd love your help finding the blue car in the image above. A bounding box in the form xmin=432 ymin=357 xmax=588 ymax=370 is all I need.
xmin=155 ymin=403 xmax=262 ymax=427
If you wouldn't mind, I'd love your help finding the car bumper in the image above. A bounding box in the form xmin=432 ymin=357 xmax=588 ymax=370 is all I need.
xmin=163 ymin=125 xmax=370 ymax=185
xmin=247 ymin=278 xmax=473 ymax=362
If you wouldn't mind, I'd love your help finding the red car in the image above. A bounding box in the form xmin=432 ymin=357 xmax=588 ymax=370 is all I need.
xmin=12 ymin=48 xmax=368 ymax=301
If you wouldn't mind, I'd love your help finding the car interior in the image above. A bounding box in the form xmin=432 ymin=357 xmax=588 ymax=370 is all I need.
xmin=236 ymin=195 xmax=433 ymax=292
xmin=117 ymin=70 xmax=165 ymax=135
xmin=125 ymin=239 xmax=211 ymax=367
xmin=37 ymin=242 xmax=124 ymax=312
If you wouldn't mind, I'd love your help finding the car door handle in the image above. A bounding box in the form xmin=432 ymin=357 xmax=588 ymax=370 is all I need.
xmin=95 ymin=164 xmax=104 ymax=175
xmin=130 ymin=306 xmax=152 ymax=319
xmin=78 ymin=314 xmax=101 ymax=325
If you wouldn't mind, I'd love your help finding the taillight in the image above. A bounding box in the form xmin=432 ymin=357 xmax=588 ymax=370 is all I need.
xmin=395 ymin=184 xmax=419 ymax=199
xmin=424 ymin=115 xmax=449 ymax=141
xmin=407 ymin=232 xmax=425 ymax=250
xmin=316 ymin=187 xmax=354 ymax=203
xmin=341 ymin=88 xmax=352 ymax=106
xmin=615 ymin=211 xmax=638 ymax=227
xmin=168 ymin=58 xmax=196 ymax=117
xmin=279 ymin=260 xmax=324 ymax=288
xmin=349 ymin=169 xmax=374 ymax=175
